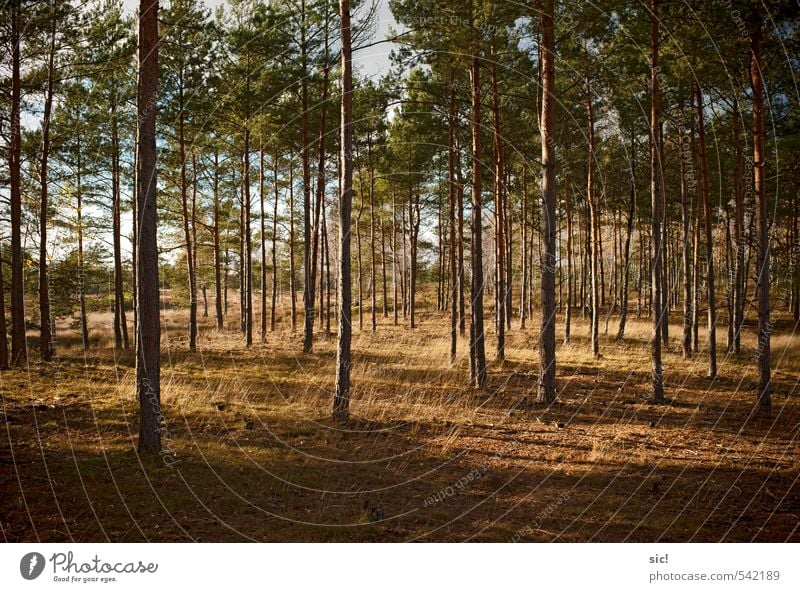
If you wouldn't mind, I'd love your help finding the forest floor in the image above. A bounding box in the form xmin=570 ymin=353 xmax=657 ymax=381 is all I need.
xmin=2 ymin=288 xmax=800 ymax=542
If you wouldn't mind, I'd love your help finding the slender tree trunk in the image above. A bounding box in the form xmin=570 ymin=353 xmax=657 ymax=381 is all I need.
xmin=9 ymin=2 xmax=27 ymax=368
xmin=409 ymin=188 xmax=420 ymax=329
xmin=692 ymin=178 xmax=702 ymax=353
xmin=333 ymin=0 xmax=353 ymax=422
xmin=617 ymin=133 xmax=636 ymax=340
xmin=308 ymin=19 xmax=331 ymax=348
xmin=586 ymin=73 xmax=599 ymax=357
xmin=392 ymin=194 xmax=399 ymax=326
xmin=271 ymin=150 xmax=280 ymax=332
xmin=491 ymin=59 xmax=505 ymax=362
xmin=191 ymin=152 xmax=199 ymax=329
xmin=504 ymin=172 xmax=512 ymax=330
xmin=469 ymin=50 xmax=487 ymax=389
xmin=680 ymin=120 xmax=693 ymax=358
xmin=301 ymin=0 xmax=315 ymax=353
xmin=213 ymin=150 xmax=223 ymax=330
xmin=0 ymin=245 xmax=8 ymax=370
xmin=752 ymin=28 xmax=771 ymax=417
xmin=660 ymin=128 xmax=669 ymax=345
xmin=260 ymin=145 xmax=268 ymax=341
xmin=135 ymin=0 xmax=162 ymax=455
xmin=289 ymin=157 xmax=296 ymax=331
xmin=112 ymin=103 xmax=130 ymax=348
xmin=381 ymin=220 xmax=388 ymax=318
xmin=38 ymin=18 xmax=57 ymax=362
xmin=76 ymin=145 xmax=89 ymax=353
xmin=448 ymin=73 xmax=458 ymax=363
xmin=179 ymin=98 xmax=197 ymax=353
xmin=239 ymin=172 xmax=246 ymax=333
xmin=323 ymin=194 xmax=332 ymax=334
xmin=695 ymin=83 xmax=716 ymax=377
xmin=401 ymin=196 xmax=408 ymax=319
xmin=520 ymin=167 xmax=529 ymax=331
xmin=732 ymin=94 xmax=745 ymax=353
xmin=356 ymin=169 xmax=364 ymax=331
xmin=537 ymin=0 xmax=557 ymax=403
xmin=649 ymin=0 xmax=665 ymax=402
xmin=456 ymin=139 xmax=466 ymax=337
xmin=369 ymin=140 xmax=377 ymax=334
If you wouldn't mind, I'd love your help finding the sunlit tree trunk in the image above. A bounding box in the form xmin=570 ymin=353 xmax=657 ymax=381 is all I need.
xmin=260 ymin=145 xmax=268 ymax=342
xmin=9 ymin=1 xmax=27 ymax=368
xmin=695 ymin=83 xmax=716 ymax=377
xmin=586 ymin=72 xmax=599 ymax=357
xmin=112 ymin=102 xmax=130 ymax=348
xmin=751 ymin=27 xmax=771 ymax=417
xmin=617 ymin=133 xmax=636 ymax=341
xmin=213 ymin=150 xmax=223 ymax=330
xmin=491 ymin=59 xmax=505 ymax=362
xmin=0 ymin=245 xmax=8 ymax=370
xmin=333 ymin=0 xmax=353 ymax=422
xmin=136 ymin=0 xmax=162 ymax=454
xmin=469 ymin=49 xmax=487 ymax=389
xmin=537 ymin=0 xmax=557 ymax=403
xmin=649 ymin=0 xmax=665 ymax=402
xmin=38 ymin=16 xmax=57 ymax=362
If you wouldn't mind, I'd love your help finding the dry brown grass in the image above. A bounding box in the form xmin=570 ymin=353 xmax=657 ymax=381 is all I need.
xmin=2 ymin=288 xmax=799 ymax=542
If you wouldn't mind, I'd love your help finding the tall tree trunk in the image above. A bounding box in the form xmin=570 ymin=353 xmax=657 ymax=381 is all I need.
xmin=369 ymin=139 xmax=377 ymax=334
xmin=660 ymin=125 xmax=669 ymax=345
xmin=301 ymin=0 xmax=314 ymax=353
xmin=392 ymin=194 xmax=399 ymax=326
xmin=179 ymin=94 xmax=197 ymax=353
xmin=401 ymin=195 xmax=408 ymax=319
xmin=520 ymin=167 xmax=529 ymax=331
xmin=308 ymin=16 xmax=331 ymax=349
xmin=617 ymin=133 xmax=636 ymax=340
xmin=289 ymin=158 xmax=296 ymax=331
xmin=537 ymin=0 xmax=557 ymax=403
xmin=448 ymin=73 xmax=458 ymax=363
xmin=456 ymin=138 xmax=466 ymax=337
xmin=9 ymin=1 xmax=27 ymax=368
xmin=135 ymin=0 xmax=162 ymax=455
xmin=732 ymin=93 xmax=745 ymax=353
xmin=751 ymin=27 xmax=771 ymax=417
xmin=725 ymin=204 xmax=734 ymax=352
xmin=586 ymin=72 xmax=599 ymax=357
xmin=213 ymin=150 xmax=223 ymax=330
xmin=112 ymin=102 xmax=130 ymax=349
xmin=76 ymin=143 xmax=89 ymax=353
xmin=333 ymin=0 xmax=353 ymax=422
xmin=260 ymin=145 xmax=268 ymax=341
xmin=38 ymin=17 xmax=57 ymax=362
xmin=409 ymin=188 xmax=420 ymax=329
xmin=271 ymin=150 xmax=280 ymax=331
xmin=649 ymin=0 xmax=665 ymax=402
xmin=381 ymin=220 xmax=388 ymax=318
xmin=504 ymin=172 xmax=513 ymax=330
xmin=491 ymin=59 xmax=505 ymax=362
xmin=692 ymin=177 xmax=702 ymax=353
xmin=680 ymin=119 xmax=693 ymax=358
xmin=695 ymin=83 xmax=716 ymax=377
xmin=469 ymin=50 xmax=487 ymax=390
xmin=244 ymin=135 xmax=253 ymax=347
xmin=323 ymin=193 xmax=332 ymax=334
xmin=0 ymin=245 xmax=8 ymax=370
xmin=356 ymin=169 xmax=364 ymax=331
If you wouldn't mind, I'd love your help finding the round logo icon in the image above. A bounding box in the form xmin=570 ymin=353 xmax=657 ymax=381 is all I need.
xmin=20 ymin=552 xmax=46 ymax=580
